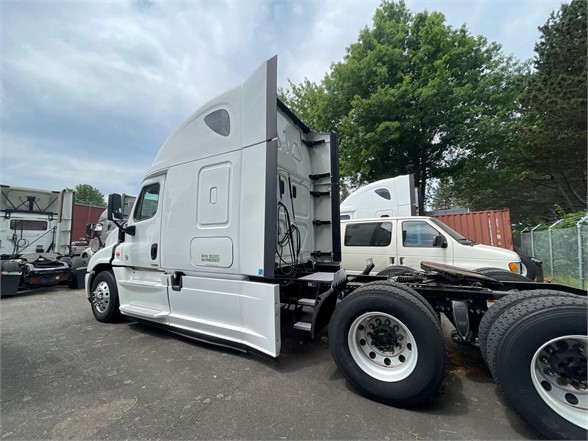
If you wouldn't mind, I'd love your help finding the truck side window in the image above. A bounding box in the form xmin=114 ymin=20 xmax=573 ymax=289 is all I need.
xmin=134 ymin=183 xmax=160 ymax=222
xmin=402 ymin=221 xmax=440 ymax=247
xmin=374 ymin=188 xmax=391 ymax=200
xmin=344 ymin=222 xmax=392 ymax=247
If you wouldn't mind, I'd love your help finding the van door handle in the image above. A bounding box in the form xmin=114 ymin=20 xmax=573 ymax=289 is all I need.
xmin=399 ymin=257 xmax=404 ymax=265
xmin=390 ymin=257 xmax=395 ymax=265
xmin=151 ymin=243 xmax=158 ymax=260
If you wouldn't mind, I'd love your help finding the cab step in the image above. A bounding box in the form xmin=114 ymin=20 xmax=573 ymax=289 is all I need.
xmin=293 ymin=321 xmax=312 ymax=332
xmin=297 ymin=298 xmax=316 ymax=307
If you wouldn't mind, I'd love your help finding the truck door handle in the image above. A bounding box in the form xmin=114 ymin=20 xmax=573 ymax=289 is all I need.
xmin=399 ymin=257 xmax=404 ymax=265
xmin=390 ymin=257 xmax=395 ymax=265
xmin=151 ymin=243 xmax=158 ymax=260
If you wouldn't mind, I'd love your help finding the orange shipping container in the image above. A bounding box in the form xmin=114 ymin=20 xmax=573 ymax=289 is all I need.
xmin=432 ymin=209 xmax=513 ymax=250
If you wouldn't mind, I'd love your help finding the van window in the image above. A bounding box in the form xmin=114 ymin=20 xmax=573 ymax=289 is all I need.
xmin=402 ymin=221 xmax=440 ymax=247
xmin=134 ymin=183 xmax=160 ymax=221
xmin=344 ymin=222 xmax=392 ymax=247
xmin=9 ymin=220 xmax=47 ymax=231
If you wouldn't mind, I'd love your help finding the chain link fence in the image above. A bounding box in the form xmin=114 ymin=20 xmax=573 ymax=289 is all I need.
xmin=518 ymin=215 xmax=588 ymax=289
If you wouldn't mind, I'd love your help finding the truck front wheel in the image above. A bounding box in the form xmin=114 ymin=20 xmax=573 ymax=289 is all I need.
xmin=90 ymin=271 xmax=122 ymax=323
xmin=329 ymin=283 xmax=446 ymax=407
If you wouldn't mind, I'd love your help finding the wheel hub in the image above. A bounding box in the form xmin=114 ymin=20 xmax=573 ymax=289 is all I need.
xmin=347 ymin=312 xmax=418 ymax=382
xmin=371 ymin=324 xmax=398 ymax=352
xmin=532 ymin=335 xmax=588 ymax=430
xmin=545 ymin=342 xmax=587 ymax=390
xmin=92 ymin=281 xmax=110 ymax=313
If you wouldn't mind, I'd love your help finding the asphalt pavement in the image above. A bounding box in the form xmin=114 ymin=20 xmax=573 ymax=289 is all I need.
xmin=1 ymin=287 xmax=540 ymax=440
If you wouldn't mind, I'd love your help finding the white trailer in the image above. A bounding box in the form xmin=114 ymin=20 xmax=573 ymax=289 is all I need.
xmin=85 ymin=57 xmax=587 ymax=440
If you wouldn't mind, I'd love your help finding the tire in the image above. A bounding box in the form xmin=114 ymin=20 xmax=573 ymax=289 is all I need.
xmin=90 ymin=270 xmax=122 ymax=322
xmin=329 ymin=283 xmax=446 ymax=407
xmin=1 ymin=261 xmax=20 ymax=272
xmin=377 ymin=265 xmax=417 ymax=277
xmin=68 ymin=256 xmax=85 ymax=288
xmin=362 ymin=281 xmax=438 ymax=321
xmin=478 ymin=290 xmax=579 ymax=365
xmin=518 ymin=254 xmax=537 ymax=281
xmin=474 ymin=267 xmax=531 ymax=282
xmin=488 ymin=295 xmax=587 ymax=440
xmin=59 ymin=256 xmax=72 ymax=267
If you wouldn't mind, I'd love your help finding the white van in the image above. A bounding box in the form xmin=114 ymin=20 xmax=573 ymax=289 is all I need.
xmin=341 ymin=216 xmax=522 ymax=275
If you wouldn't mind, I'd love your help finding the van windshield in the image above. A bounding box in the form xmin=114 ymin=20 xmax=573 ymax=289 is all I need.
xmin=429 ymin=218 xmax=474 ymax=245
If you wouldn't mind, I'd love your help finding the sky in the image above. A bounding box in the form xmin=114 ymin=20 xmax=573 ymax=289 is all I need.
xmin=1 ymin=0 xmax=567 ymax=198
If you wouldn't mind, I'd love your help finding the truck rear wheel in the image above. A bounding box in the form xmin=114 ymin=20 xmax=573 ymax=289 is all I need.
xmin=488 ymin=295 xmax=587 ymax=440
xmin=376 ymin=265 xmax=417 ymax=277
xmin=478 ymin=290 xmax=578 ymax=366
xmin=329 ymin=283 xmax=446 ymax=407
xmin=90 ymin=270 xmax=122 ymax=323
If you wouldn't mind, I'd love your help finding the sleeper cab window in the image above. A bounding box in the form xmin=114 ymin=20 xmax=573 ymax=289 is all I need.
xmin=402 ymin=221 xmax=439 ymax=247
xmin=375 ymin=188 xmax=391 ymax=200
xmin=344 ymin=222 xmax=392 ymax=247
xmin=134 ymin=183 xmax=160 ymax=222
xmin=204 ymin=109 xmax=230 ymax=136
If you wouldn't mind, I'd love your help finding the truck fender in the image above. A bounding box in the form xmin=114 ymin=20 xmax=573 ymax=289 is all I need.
xmin=310 ymin=269 xmax=347 ymax=339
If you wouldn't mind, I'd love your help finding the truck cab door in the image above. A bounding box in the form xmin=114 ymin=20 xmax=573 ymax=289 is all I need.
xmin=114 ymin=174 xmax=170 ymax=321
xmin=397 ymin=219 xmax=453 ymax=270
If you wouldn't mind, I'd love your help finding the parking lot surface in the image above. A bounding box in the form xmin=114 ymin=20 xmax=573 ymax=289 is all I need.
xmin=1 ymin=287 xmax=539 ymax=440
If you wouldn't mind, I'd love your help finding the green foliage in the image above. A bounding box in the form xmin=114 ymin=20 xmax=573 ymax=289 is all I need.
xmin=74 ymin=184 xmax=105 ymax=207
xmin=445 ymin=0 xmax=587 ymax=222
xmin=520 ymin=0 xmax=587 ymax=217
xmin=283 ymin=0 xmax=524 ymax=214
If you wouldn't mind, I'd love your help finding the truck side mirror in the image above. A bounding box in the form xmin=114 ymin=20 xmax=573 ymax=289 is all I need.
xmin=85 ymin=223 xmax=95 ymax=239
xmin=433 ymin=235 xmax=448 ymax=248
xmin=108 ymin=194 xmax=123 ymax=221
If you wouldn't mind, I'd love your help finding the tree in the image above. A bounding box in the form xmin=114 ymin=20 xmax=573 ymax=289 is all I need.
xmin=75 ymin=184 xmax=105 ymax=207
xmin=521 ymin=0 xmax=587 ymax=215
xmin=284 ymin=1 xmax=523 ymax=213
xmin=452 ymin=0 xmax=588 ymax=222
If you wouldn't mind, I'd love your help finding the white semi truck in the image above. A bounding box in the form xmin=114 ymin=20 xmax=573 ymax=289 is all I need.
xmin=0 ymin=185 xmax=73 ymax=290
xmin=85 ymin=57 xmax=587 ymax=440
xmin=340 ymin=175 xmax=418 ymax=219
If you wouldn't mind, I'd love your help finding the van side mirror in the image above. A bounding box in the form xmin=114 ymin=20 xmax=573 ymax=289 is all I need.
xmin=108 ymin=194 xmax=123 ymax=221
xmin=433 ymin=235 xmax=448 ymax=248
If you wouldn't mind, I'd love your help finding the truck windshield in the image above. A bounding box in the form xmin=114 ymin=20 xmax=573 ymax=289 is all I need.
xmin=429 ymin=218 xmax=473 ymax=244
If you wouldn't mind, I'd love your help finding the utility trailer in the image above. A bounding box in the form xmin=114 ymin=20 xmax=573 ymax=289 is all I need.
xmin=85 ymin=57 xmax=587 ymax=440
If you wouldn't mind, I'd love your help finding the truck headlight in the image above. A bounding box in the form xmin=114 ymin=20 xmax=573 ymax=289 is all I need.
xmin=508 ymin=262 xmax=520 ymax=273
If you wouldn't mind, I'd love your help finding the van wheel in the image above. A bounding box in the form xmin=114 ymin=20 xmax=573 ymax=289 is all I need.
xmin=487 ymin=295 xmax=587 ymax=440
xmin=478 ymin=290 xmax=578 ymax=367
xmin=90 ymin=271 xmax=122 ymax=323
xmin=474 ymin=267 xmax=531 ymax=282
xmin=329 ymin=283 xmax=446 ymax=407
xmin=377 ymin=265 xmax=417 ymax=277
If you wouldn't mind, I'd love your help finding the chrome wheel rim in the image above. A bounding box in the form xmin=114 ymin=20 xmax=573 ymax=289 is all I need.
xmin=531 ymin=335 xmax=587 ymax=429
xmin=348 ymin=312 xmax=418 ymax=382
xmin=93 ymin=281 xmax=110 ymax=313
